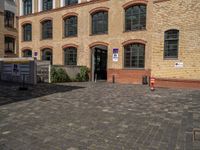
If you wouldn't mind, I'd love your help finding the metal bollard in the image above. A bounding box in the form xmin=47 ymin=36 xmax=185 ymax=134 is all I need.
xmin=112 ymin=75 xmax=115 ymax=84
xmin=95 ymin=73 xmax=97 ymax=83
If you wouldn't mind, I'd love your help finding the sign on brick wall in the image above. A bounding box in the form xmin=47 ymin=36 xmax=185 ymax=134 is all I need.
xmin=175 ymin=62 xmax=184 ymax=68
xmin=113 ymin=48 xmax=119 ymax=62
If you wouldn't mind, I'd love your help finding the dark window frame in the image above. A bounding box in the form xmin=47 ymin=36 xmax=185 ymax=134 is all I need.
xmin=64 ymin=47 xmax=77 ymax=66
xmin=41 ymin=20 xmax=53 ymax=39
xmin=5 ymin=37 xmax=15 ymax=53
xmin=124 ymin=43 xmax=145 ymax=69
xmin=65 ymin=0 xmax=78 ymax=6
xmin=23 ymin=0 xmax=32 ymax=15
xmin=42 ymin=0 xmax=53 ymax=11
xmin=91 ymin=11 xmax=108 ymax=35
xmin=4 ymin=10 xmax=15 ymax=28
xmin=23 ymin=49 xmax=32 ymax=57
xmin=125 ymin=4 xmax=147 ymax=31
xmin=23 ymin=23 xmax=32 ymax=41
xmin=164 ymin=29 xmax=179 ymax=59
xmin=64 ymin=16 xmax=77 ymax=37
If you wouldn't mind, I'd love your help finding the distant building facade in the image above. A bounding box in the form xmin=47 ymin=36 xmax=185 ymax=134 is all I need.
xmin=0 ymin=1 xmax=4 ymax=57
xmin=0 ymin=0 xmax=18 ymax=58
xmin=14 ymin=0 xmax=200 ymax=88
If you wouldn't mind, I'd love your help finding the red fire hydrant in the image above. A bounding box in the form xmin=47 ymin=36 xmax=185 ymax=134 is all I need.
xmin=150 ymin=77 xmax=155 ymax=91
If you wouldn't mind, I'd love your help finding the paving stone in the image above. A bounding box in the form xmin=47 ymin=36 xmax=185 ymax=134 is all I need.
xmin=0 ymin=82 xmax=200 ymax=149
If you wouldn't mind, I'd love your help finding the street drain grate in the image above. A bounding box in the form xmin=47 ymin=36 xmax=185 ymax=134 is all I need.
xmin=193 ymin=129 xmax=200 ymax=141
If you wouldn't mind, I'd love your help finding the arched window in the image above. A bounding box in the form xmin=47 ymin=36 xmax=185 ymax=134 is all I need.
xmin=41 ymin=20 xmax=52 ymax=39
xmin=5 ymin=36 xmax=15 ymax=53
xmin=23 ymin=23 xmax=32 ymax=41
xmin=64 ymin=16 xmax=77 ymax=37
xmin=64 ymin=47 xmax=77 ymax=65
xmin=164 ymin=29 xmax=179 ymax=58
xmin=23 ymin=49 xmax=32 ymax=57
xmin=65 ymin=0 xmax=78 ymax=6
xmin=124 ymin=43 xmax=145 ymax=68
xmin=92 ymin=11 xmax=108 ymax=35
xmin=42 ymin=48 xmax=53 ymax=64
xmin=43 ymin=0 xmax=53 ymax=11
xmin=125 ymin=4 xmax=146 ymax=31
xmin=23 ymin=0 xmax=32 ymax=15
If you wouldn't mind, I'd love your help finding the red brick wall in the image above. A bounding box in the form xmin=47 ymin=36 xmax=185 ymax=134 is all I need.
xmin=107 ymin=69 xmax=200 ymax=89
xmin=107 ymin=69 xmax=151 ymax=84
xmin=154 ymin=78 xmax=200 ymax=89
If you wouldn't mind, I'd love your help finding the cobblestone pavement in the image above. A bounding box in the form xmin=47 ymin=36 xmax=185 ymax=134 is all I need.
xmin=0 ymin=82 xmax=200 ymax=150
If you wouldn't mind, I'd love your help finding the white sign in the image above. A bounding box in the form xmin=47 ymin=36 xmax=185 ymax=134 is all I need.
xmin=113 ymin=48 xmax=119 ymax=62
xmin=175 ymin=62 xmax=184 ymax=68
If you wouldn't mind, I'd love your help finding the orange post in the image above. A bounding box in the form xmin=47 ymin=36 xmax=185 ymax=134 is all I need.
xmin=150 ymin=77 xmax=155 ymax=91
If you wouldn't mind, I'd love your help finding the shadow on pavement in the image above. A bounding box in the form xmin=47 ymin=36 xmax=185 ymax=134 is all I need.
xmin=0 ymin=81 xmax=84 ymax=106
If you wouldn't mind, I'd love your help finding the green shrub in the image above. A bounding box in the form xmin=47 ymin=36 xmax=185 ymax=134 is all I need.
xmin=51 ymin=67 xmax=71 ymax=83
xmin=76 ymin=66 xmax=90 ymax=82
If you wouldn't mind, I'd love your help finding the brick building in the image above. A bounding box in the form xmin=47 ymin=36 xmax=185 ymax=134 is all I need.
xmin=0 ymin=0 xmax=18 ymax=58
xmin=0 ymin=2 xmax=3 ymax=57
xmin=16 ymin=0 xmax=200 ymax=88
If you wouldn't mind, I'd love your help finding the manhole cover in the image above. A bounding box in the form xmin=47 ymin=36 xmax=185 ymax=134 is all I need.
xmin=193 ymin=129 xmax=200 ymax=141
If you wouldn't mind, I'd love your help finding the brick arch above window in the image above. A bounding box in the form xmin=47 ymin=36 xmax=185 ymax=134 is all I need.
xmin=40 ymin=45 xmax=53 ymax=50
xmin=122 ymin=39 xmax=147 ymax=46
xmin=122 ymin=0 xmax=148 ymax=9
xmin=21 ymin=21 xmax=32 ymax=26
xmin=4 ymin=34 xmax=16 ymax=39
xmin=21 ymin=47 xmax=32 ymax=51
xmin=40 ymin=17 xmax=53 ymax=23
xmin=89 ymin=7 xmax=109 ymax=14
xmin=165 ymin=29 xmax=179 ymax=32
xmin=62 ymin=44 xmax=78 ymax=49
xmin=89 ymin=41 xmax=109 ymax=48
xmin=162 ymin=26 xmax=180 ymax=32
xmin=62 ymin=12 xmax=78 ymax=19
